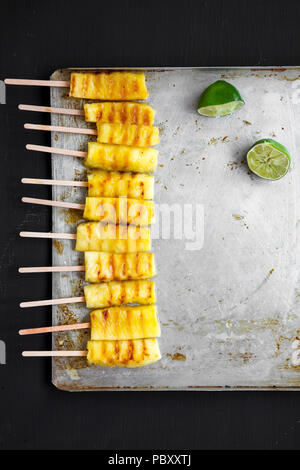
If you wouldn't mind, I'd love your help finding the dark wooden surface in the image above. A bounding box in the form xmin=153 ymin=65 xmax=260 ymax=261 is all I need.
xmin=1 ymin=0 xmax=300 ymax=450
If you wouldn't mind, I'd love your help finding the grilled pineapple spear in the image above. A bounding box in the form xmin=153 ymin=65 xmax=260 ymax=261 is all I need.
xmin=87 ymin=171 xmax=154 ymax=200
xmin=87 ymin=338 xmax=161 ymax=367
xmin=83 ymin=197 xmax=154 ymax=226
xmin=75 ymin=222 xmax=151 ymax=253
xmin=84 ymin=251 xmax=156 ymax=283
xmin=84 ymin=102 xmax=155 ymax=125
xmin=90 ymin=305 xmax=160 ymax=340
xmin=69 ymin=72 xmax=148 ymax=100
xmin=85 ymin=142 xmax=158 ymax=173
xmin=84 ymin=280 xmax=156 ymax=309
xmin=96 ymin=122 xmax=159 ymax=147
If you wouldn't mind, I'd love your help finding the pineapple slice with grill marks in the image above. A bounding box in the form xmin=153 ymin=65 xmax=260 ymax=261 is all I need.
xmin=90 ymin=305 xmax=160 ymax=340
xmin=83 ymin=197 xmax=154 ymax=226
xmin=88 ymin=171 xmax=154 ymax=200
xmin=84 ymin=280 xmax=156 ymax=309
xmin=75 ymin=222 xmax=151 ymax=253
xmin=69 ymin=72 xmax=148 ymax=100
xmin=85 ymin=142 xmax=158 ymax=173
xmin=87 ymin=338 xmax=161 ymax=367
xmin=84 ymin=102 xmax=155 ymax=125
xmin=84 ymin=251 xmax=156 ymax=283
xmin=96 ymin=123 xmax=159 ymax=147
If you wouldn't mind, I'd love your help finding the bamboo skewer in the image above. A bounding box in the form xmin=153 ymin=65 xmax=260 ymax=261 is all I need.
xmin=5 ymin=79 xmax=69 ymax=87
xmin=20 ymin=231 xmax=76 ymax=239
xmin=19 ymin=104 xmax=84 ymax=116
xmin=25 ymin=123 xmax=97 ymax=136
xmin=22 ymin=350 xmax=87 ymax=357
xmin=22 ymin=197 xmax=85 ymax=211
xmin=20 ymin=296 xmax=85 ymax=308
xmin=22 ymin=177 xmax=88 ymax=187
xmin=19 ymin=323 xmax=90 ymax=335
xmin=26 ymin=143 xmax=87 ymax=157
xmin=19 ymin=266 xmax=84 ymax=274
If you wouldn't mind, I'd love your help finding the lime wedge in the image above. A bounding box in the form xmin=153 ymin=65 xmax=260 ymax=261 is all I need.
xmin=246 ymin=139 xmax=290 ymax=180
xmin=197 ymin=80 xmax=245 ymax=117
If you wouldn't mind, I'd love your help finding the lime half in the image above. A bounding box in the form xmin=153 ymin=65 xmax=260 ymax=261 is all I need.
xmin=246 ymin=139 xmax=290 ymax=180
xmin=197 ymin=80 xmax=245 ymax=117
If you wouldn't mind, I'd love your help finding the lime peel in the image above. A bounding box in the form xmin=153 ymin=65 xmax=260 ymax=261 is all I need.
xmin=197 ymin=80 xmax=245 ymax=117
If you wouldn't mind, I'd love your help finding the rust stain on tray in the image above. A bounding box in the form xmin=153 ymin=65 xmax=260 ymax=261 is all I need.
xmin=64 ymin=208 xmax=83 ymax=225
xmin=53 ymin=240 xmax=64 ymax=254
xmin=57 ymin=304 xmax=77 ymax=324
xmin=166 ymin=352 xmax=186 ymax=361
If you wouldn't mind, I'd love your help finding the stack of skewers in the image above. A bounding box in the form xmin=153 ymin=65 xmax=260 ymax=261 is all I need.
xmin=7 ymin=71 xmax=162 ymax=367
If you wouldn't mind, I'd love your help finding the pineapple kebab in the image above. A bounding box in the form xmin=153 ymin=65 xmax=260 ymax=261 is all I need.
xmin=25 ymin=121 xmax=160 ymax=147
xmin=20 ymin=279 xmax=156 ymax=309
xmin=22 ymin=195 xmax=155 ymax=226
xmin=22 ymin=338 xmax=161 ymax=368
xmin=19 ymin=305 xmax=160 ymax=341
xmin=6 ymin=71 xmax=149 ymax=100
xmin=19 ymin=101 xmax=156 ymax=126
xmin=26 ymin=141 xmax=158 ymax=173
xmin=22 ymin=170 xmax=155 ymax=200
xmin=20 ymin=222 xmax=151 ymax=253
xmin=19 ymin=251 xmax=156 ymax=283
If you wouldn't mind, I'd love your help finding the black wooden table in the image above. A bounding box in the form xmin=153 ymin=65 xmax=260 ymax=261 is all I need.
xmin=1 ymin=0 xmax=300 ymax=450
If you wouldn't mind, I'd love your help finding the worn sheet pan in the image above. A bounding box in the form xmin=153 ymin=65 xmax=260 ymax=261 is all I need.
xmin=51 ymin=67 xmax=300 ymax=390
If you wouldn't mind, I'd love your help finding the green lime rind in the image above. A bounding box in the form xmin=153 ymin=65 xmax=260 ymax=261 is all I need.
xmin=197 ymin=80 xmax=245 ymax=117
xmin=246 ymin=138 xmax=291 ymax=180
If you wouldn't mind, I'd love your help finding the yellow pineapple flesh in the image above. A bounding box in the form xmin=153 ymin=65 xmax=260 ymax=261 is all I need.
xmin=88 ymin=171 xmax=154 ymax=200
xmin=84 ymin=102 xmax=155 ymax=125
xmin=85 ymin=142 xmax=158 ymax=173
xmin=84 ymin=252 xmax=156 ymax=283
xmin=69 ymin=72 xmax=148 ymax=100
xmin=87 ymin=338 xmax=161 ymax=367
xmin=96 ymin=123 xmax=159 ymax=147
xmin=90 ymin=305 xmax=160 ymax=340
xmin=83 ymin=197 xmax=154 ymax=226
xmin=84 ymin=280 xmax=156 ymax=309
xmin=75 ymin=222 xmax=151 ymax=253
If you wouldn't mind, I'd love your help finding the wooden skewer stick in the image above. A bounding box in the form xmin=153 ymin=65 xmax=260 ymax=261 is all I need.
xmin=19 ymin=323 xmax=90 ymax=335
xmin=19 ymin=104 xmax=84 ymax=116
xmin=19 ymin=266 xmax=84 ymax=274
xmin=22 ymin=196 xmax=85 ymax=211
xmin=22 ymin=178 xmax=88 ymax=187
xmin=20 ymin=231 xmax=76 ymax=239
xmin=26 ymin=144 xmax=87 ymax=158
xmin=22 ymin=351 xmax=87 ymax=357
xmin=20 ymin=296 xmax=85 ymax=308
xmin=5 ymin=79 xmax=70 ymax=87
xmin=25 ymin=123 xmax=97 ymax=136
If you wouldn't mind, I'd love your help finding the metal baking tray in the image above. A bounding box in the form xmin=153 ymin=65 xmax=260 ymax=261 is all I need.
xmin=51 ymin=67 xmax=300 ymax=390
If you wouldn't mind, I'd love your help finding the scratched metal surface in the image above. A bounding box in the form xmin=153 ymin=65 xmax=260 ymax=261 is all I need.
xmin=51 ymin=68 xmax=300 ymax=390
